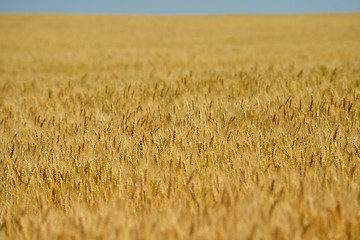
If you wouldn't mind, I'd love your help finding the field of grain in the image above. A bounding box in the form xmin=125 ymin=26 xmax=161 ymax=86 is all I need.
xmin=0 ymin=14 xmax=360 ymax=239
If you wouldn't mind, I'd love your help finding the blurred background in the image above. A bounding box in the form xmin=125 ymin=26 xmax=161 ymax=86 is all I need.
xmin=1 ymin=0 xmax=360 ymax=14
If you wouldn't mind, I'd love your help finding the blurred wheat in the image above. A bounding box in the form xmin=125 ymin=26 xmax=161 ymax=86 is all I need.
xmin=0 ymin=14 xmax=360 ymax=239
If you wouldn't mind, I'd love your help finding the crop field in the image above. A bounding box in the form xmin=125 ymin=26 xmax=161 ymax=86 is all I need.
xmin=0 ymin=14 xmax=360 ymax=239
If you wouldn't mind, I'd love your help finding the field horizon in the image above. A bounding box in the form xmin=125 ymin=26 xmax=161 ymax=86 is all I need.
xmin=1 ymin=14 xmax=360 ymax=239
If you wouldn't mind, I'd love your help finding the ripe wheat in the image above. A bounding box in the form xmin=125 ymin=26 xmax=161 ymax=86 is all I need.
xmin=0 ymin=14 xmax=360 ymax=239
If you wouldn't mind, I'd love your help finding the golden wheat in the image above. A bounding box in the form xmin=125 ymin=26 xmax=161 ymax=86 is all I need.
xmin=0 ymin=14 xmax=360 ymax=239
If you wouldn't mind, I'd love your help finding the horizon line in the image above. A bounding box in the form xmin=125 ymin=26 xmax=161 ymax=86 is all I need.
xmin=1 ymin=11 xmax=359 ymax=16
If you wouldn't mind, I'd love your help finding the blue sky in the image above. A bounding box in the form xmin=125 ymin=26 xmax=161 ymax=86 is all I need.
xmin=0 ymin=0 xmax=359 ymax=14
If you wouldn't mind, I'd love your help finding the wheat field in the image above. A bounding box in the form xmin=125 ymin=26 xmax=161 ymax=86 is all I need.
xmin=0 ymin=14 xmax=360 ymax=239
